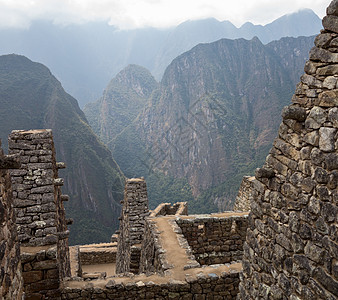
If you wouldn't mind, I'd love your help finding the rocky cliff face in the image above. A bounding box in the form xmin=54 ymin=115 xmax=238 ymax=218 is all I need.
xmin=84 ymin=64 xmax=158 ymax=146
xmin=0 ymin=55 xmax=125 ymax=244
xmin=85 ymin=35 xmax=315 ymax=211
xmin=133 ymin=36 xmax=314 ymax=197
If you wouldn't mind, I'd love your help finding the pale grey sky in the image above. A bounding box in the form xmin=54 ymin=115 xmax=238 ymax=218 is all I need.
xmin=0 ymin=0 xmax=332 ymax=29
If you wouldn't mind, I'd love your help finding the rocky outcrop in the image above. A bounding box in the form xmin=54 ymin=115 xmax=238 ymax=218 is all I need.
xmin=111 ymin=35 xmax=315 ymax=209
xmin=238 ymin=1 xmax=338 ymax=299
xmin=84 ymin=64 xmax=158 ymax=147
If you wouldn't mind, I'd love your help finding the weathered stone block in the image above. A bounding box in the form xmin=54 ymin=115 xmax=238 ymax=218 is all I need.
xmin=313 ymin=267 xmax=338 ymax=296
xmin=282 ymin=106 xmax=306 ymax=122
xmin=22 ymin=271 xmax=43 ymax=284
xmin=303 ymin=130 xmax=319 ymax=146
xmin=319 ymin=127 xmax=337 ymax=152
xmin=301 ymin=74 xmax=323 ymax=88
xmin=32 ymin=259 xmax=57 ymax=270
xmin=310 ymin=46 xmax=338 ymax=63
xmin=319 ymin=90 xmax=338 ymax=107
xmin=305 ymin=106 xmax=327 ymax=129
xmin=323 ymin=15 xmax=338 ymax=34
xmin=327 ymin=0 xmax=338 ymax=16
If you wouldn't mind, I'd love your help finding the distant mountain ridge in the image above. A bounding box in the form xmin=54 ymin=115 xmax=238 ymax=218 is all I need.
xmin=84 ymin=64 xmax=158 ymax=146
xmin=0 ymin=9 xmax=321 ymax=106
xmin=0 ymin=54 xmax=125 ymax=245
xmin=85 ymin=35 xmax=315 ymax=212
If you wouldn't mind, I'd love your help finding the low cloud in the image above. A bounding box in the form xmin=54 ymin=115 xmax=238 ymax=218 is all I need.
xmin=0 ymin=0 xmax=331 ymax=29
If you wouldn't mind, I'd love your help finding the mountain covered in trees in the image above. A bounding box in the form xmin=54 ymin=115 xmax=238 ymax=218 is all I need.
xmin=85 ymin=35 xmax=315 ymax=212
xmin=0 ymin=9 xmax=321 ymax=106
xmin=0 ymin=54 xmax=125 ymax=245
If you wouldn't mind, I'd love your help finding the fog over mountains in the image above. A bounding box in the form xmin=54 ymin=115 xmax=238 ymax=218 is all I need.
xmin=0 ymin=54 xmax=125 ymax=245
xmin=0 ymin=9 xmax=321 ymax=106
xmin=0 ymin=7 xmax=322 ymax=244
xmin=85 ymin=35 xmax=315 ymax=213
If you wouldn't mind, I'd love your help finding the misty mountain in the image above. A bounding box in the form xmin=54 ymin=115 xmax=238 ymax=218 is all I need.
xmin=84 ymin=64 xmax=158 ymax=146
xmin=0 ymin=54 xmax=125 ymax=245
xmin=0 ymin=9 xmax=321 ymax=106
xmin=85 ymin=35 xmax=315 ymax=212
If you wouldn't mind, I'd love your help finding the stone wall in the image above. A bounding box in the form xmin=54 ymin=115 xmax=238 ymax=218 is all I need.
xmin=139 ymin=217 xmax=168 ymax=275
xmin=116 ymin=178 xmax=149 ymax=274
xmin=150 ymin=202 xmax=188 ymax=217
xmin=176 ymin=214 xmax=248 ymax=266
xmin=21 ymin=245 xmax=61 ymax=299
xmin=79 ymin=243 xmax=117 ymax=265
xmin=8 ymin=129 xmax=71 ymax=298
xmin=0 ymin=143 xmax=24 ymax=300
xmin=238 ymin=1 xmax=338 ymax=299
xmin=62 ymin=270 xmax=241 ymax=299
xmin=234 ymin=176 xmax=256 ymax=212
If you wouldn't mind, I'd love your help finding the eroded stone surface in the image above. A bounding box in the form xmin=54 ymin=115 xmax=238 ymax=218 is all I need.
xmin=238 ymin=2 xmax=338 ymax=299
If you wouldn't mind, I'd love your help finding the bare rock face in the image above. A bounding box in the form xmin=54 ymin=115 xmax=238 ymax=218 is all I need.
xmin=118 ymin=35 xmax=315 ymax=200
xmin=238 ymin=1 xmax=338 ymax=299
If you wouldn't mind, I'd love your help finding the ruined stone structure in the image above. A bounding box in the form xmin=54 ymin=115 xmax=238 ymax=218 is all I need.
xmin=238 ymin=2 xmax=338 ymax=299
xmin=177 ymin=215 xmax=247 ymax=266
xmin=116 ymin=178 xmax=150 ymax=274
xmin=234 ymin=176 xmax=257 ymax=212
xmin=63 ymin=204 xmax=247 ymax=299
xmin=0 ymin=2 xmax=338 ymax=299
xmin=8 ymin=129 xmax=71 ymax=299
xmin=0 ymin=143 xmax=24 ymax=300
xmin=150 ymin=202 xmax=188 ymax=217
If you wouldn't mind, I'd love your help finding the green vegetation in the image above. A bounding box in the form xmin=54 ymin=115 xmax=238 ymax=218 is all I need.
xmin=0 ymin=54 xmax=125 ymax=245
xmin=85 ymin=36 xmax=313 ymax=216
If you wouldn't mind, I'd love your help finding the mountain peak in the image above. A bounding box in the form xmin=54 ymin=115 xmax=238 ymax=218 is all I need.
xmin=109 ymin=64 xmax=158 ymax=98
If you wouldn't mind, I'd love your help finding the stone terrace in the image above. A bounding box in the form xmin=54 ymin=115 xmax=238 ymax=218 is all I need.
xmin=63 ymin=211 xmax=247 ymax=299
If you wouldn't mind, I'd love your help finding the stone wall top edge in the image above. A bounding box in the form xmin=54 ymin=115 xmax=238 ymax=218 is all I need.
xmin=9 ymin=129 xmax=53 ymax=140
xmin=65 ymin=262 xmax=242 ymax=287
xmin=126 ymin=178 xmax=145 ymax=183
xmin=20 ymin=244 xmax=56 ymax=254
xmin=10 ymin=129 xmax=52 ymax=134
xmin=176 ymin=212 xmax=249 ymax=221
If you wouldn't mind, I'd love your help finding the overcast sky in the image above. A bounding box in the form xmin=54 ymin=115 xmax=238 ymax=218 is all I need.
xmin=0 ymin=0 xmax=332 ymax=30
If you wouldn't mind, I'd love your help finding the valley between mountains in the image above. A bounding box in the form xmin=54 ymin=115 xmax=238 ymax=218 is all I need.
xmin=0 ymin=10 xmax=320 ymax=243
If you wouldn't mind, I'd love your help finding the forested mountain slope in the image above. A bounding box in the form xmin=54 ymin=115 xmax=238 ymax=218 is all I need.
xmin=0 ymin=54 xmax=125 ymax=244
xmin=86 ymin=35 xmax=315 ymax=212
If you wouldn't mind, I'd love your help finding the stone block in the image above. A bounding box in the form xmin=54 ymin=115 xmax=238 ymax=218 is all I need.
xmin=32 ymin=259 xmax=57 ymax=270
xmin=323 ymin=15 xmax=338 ymax=34
xmin=22 ymin=271 xmax=43 ymax=284
xmin=319 ymin=127 xmax=337 ymax=152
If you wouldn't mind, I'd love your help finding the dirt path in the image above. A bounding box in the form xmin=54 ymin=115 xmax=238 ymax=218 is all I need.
xmin=154 ymin=216 xmax=189 ymax=280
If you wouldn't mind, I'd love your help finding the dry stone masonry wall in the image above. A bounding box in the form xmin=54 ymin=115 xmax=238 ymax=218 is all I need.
xmin=177 ymin=215 xmax=248 ymax=266
xmin=234 ymin=176 xmax=257 ymax=212
xmin=116 ymin=178 xmax=149 ymax=274
xmin=79 ymin=243 xmax=117 ymax=265
xmin=238 ymin=1 xmax=338 ymax=299
xmin=0 ymin=143 xmax=24 ymax=300
xmin=8 ymin=129 xmax=71 ymax=299
xmin=9 ymin=130 xmax=69 ymax=248
xmin=150 ymin=202 xmax=188 ymax=217
xmin=139 ymin=217 xmax=169 ymax=275
xmin=61 ymin=271 xmax=241 ymax=299
xmin=20 ymin=245 xmax=62 ymax=299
